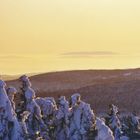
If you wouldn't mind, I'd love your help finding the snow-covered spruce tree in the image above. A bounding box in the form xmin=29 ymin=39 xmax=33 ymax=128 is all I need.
xmin=69 ymin=93 xmax=96 ymax=140
xmin=105 ymin=104 xmax=131 ymax=140
xmin=0 ymin=80 xmax=23 ymax=140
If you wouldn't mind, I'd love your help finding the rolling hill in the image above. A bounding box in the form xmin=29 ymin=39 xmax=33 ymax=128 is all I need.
xmin=6 ymin=68 xmax=140 ymax=114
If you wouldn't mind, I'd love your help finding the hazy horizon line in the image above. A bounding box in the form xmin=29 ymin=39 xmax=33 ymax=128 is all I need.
xmin=1 ymin=67 xmax=140 ymax=76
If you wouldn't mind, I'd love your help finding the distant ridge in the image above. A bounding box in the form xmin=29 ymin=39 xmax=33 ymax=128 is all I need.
xmin=0 ymin=73 xmax=39 ymax=81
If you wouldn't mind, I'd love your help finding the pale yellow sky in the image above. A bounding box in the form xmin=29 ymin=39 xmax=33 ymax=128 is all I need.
xmin=0 ymin=0 xmax=140 ymax=74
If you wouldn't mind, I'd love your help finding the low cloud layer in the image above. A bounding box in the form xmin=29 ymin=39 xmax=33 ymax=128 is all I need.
xmin=61 ymin=51 xmax=118 ymax=57
xmin=0 ymin=55 xmax=31 ymax=59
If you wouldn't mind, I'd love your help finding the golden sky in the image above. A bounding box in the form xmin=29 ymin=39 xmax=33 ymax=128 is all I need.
xmin=1 ymin=0 xmax=140 ymax=74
